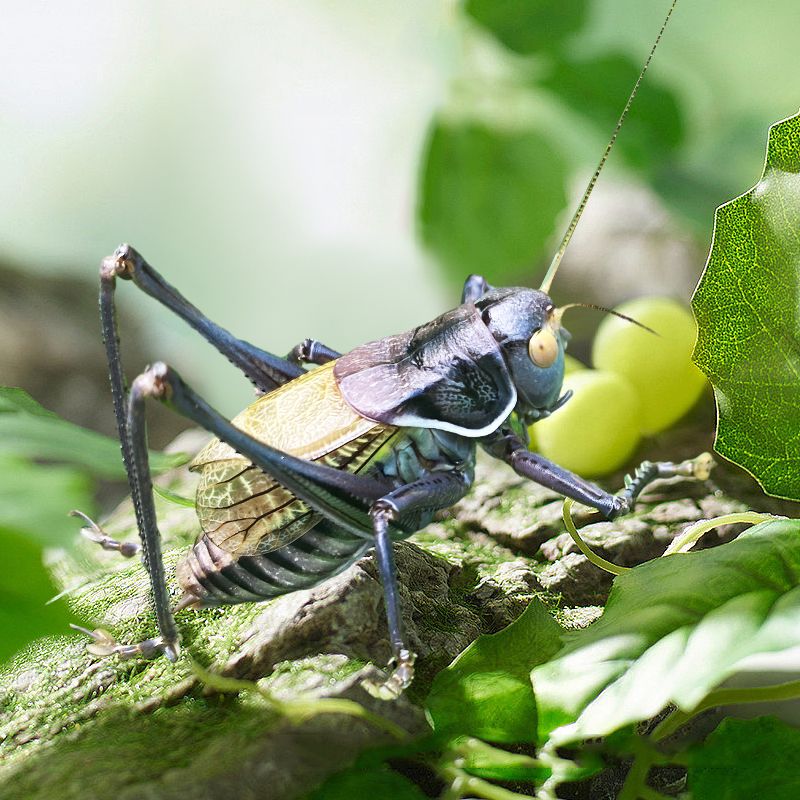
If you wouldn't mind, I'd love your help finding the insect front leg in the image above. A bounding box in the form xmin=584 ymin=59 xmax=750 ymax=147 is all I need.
xmin=482 ymin=429 xmax=713 ymax=520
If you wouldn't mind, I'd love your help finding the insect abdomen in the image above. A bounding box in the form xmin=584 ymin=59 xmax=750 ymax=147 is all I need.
xmin=177 ymin=520 xmax=370 ymax=606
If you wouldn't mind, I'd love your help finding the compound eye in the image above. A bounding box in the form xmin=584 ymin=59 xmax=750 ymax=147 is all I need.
xmin=528 ymin=327 xmax=559 ymax=368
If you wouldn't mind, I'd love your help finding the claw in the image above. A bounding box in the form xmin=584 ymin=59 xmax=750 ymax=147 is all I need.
xmin=658 ymin=452 xmax=716 ymax=481
xmin=70 ymin=510 xmax=140 ymax=558
xmin=363 ymin=649 xmax=417 ymax=700
xmin=70 ymin=624 xmax=180 ymax=662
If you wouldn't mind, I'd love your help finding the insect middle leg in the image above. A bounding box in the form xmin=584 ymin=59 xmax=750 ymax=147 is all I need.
xmin=369 ymin=471 xmax=473 ymax=693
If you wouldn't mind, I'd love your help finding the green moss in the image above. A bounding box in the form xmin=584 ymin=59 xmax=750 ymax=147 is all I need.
xmin=0 ymin=695 xmax=284 ymax=800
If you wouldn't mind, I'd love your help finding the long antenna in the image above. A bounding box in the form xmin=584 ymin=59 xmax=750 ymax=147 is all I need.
xmin=539 ymin=0 xmax=678 ymax=295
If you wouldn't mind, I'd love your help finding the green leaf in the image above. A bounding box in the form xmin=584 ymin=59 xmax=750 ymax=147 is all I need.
xmin=539 ymin=53 xmax=684 ymax=171
xmin=688 ymin=717 xmax=800 ymax=800
xmin=418 ymin=120 xmax=567 ymax=285
xmin=0 ymin=387 xmax=187 ymax=479
xmin=306 ymin=763 xmax=428 ymax=800
xmin=426 ymin=598 xmax=563 ymax=743
xmin=692 ymin=112 xmax=800 ymax=501
xmin=0 ymin=455 xmax=94 ymax=547
xmin=153 ymin=483 xmax=196 ymax=508
xmin=0 ymin=527 xmax=73 ymax=664
xmin=465 ymin=0 xmax=587 ymax=55
xmin=532 ymin=519 xmax=800 ymax=745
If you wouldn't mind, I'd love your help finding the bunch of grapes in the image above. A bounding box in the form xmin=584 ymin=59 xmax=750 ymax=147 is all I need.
xmin=530 ymin=297 xmax=707 ymax=477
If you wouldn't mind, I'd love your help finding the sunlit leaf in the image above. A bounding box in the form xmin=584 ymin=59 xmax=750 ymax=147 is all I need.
xmin=692 ymin=112 xmax=800 ymax=501
xmin=426 ymin=598 xmax=562 ymax=743
xmin=465 ymin=0 xmax=587 ymax=55
xmin=0 ymin=387 xmax=187 ymax=479
xmin=418 ymin=120 xmax=567 ymax=285
xmin=532 ymin=520 xmax=800 ymax=745
xmin=688 ymin=717 xmax=800 ymax=799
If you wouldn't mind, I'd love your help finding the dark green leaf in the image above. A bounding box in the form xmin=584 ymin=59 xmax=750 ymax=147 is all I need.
xmin=0 ymin=455 xmax=94 ymax=547
xmin=306 ymin=763 xmax=428 ymax=800
xmin=426 ymin=598 xmax=563 ymax=743
xmin=692 ymin=112 xmax=800 ymax=501
xmin=532 ymin=520 xmax=800 ymax=745
xmin=465 ymin=0 xmax=587 ymax=55
xmin=539 ymin=53 xmax=684 ymax=170
xmin=0 ymin=527 xmax=73 ymax=664
xmin=0 ymin=387 xmax=187 ymax=479
xmin=0 ymin=386 xmax=58 ymax=417
xmin=688 ymin=717 xmax=800 ymax=800
xmin=418 ymin=120 xmax=567 ymax=285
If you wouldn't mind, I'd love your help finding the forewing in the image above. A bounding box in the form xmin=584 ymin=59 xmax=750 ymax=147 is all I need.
xmin=192 ymin=363 xmax=398 ymax=556
xmin=196 ymin=460 xmax=320 ymax=555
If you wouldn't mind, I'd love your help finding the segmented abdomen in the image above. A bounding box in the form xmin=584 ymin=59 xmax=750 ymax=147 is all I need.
xmin=177 ymin=520 xmax=370 ymax=605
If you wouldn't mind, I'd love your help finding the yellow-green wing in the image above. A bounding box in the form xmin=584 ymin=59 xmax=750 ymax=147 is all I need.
xmin=190 ymin=362 xmax=397 ymax=556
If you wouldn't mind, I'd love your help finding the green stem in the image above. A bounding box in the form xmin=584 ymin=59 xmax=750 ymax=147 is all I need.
xmin=562 ymin=498 xmax=629 ymax=576
xmin=652 ymin=678 xmax=800 ymax=742
xmin=535 ymin=740 xmax=582 ymax=800
xmin=440 ymin=765 xmax=536 ymax=800
xmin=450 ymin=737 xmax=545 ymax=770
xmin=617 ymin=747 xmax=655 ymax=800
xmin=662 ymin=512 xmax=777 ymax=556
xmin=189 ymin=659 xmax=409 ymax=740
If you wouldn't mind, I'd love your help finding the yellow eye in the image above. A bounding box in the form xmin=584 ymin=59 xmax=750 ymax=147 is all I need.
xmin=528 ymin=327 xmax=559 ymax=367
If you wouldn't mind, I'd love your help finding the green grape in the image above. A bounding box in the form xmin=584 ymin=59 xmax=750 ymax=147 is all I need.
xmin=527 ymin=354 xmax=585 ymax=451
xmin=531 ymin=369 xmax=641 ymax=477
xmin=563 ymin=353 xmax=586 ymax=375
xmin=592 ymin=297 xmax=707 ymax=435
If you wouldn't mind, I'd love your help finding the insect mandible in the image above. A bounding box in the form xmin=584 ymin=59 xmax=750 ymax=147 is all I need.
xmin=74 ymin=0 xmax=710 ymax=695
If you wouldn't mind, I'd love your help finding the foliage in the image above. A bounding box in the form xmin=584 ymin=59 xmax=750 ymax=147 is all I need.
xmin=688 ymin=716 xmax=800 ymax=799
xmin=418 ymin=0 xmax=686 ymax=286
xmin=532 ymin=519 xmax=800 ymax=745
xmin=693 ymin=112 xmax=800 ymax=502
xmin=418 ymin=123 xmax=566 ymax=283
xmin=312 ymin=518 xmax=800 ymax=799
xmin=426 ymin=599 xmax=561 ymax=743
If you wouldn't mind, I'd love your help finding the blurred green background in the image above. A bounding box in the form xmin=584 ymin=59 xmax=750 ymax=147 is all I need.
xmin=1 ymin=0 xmax=799 ymax=662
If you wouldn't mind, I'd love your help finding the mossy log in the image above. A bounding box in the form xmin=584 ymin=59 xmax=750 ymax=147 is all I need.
xmin=1 ymin=423 xmax=795 ymax=800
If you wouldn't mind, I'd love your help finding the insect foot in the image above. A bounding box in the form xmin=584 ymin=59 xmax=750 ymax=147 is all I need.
xmin=364 ymin=649 xmax=417 ymax=700
xmin=70 ymin=624 xmax=181 ymax=662
xmin=612 ymin=452 xmax=717 ymax=519
xmin=70 ymin=510 xmax=140 ymax=558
